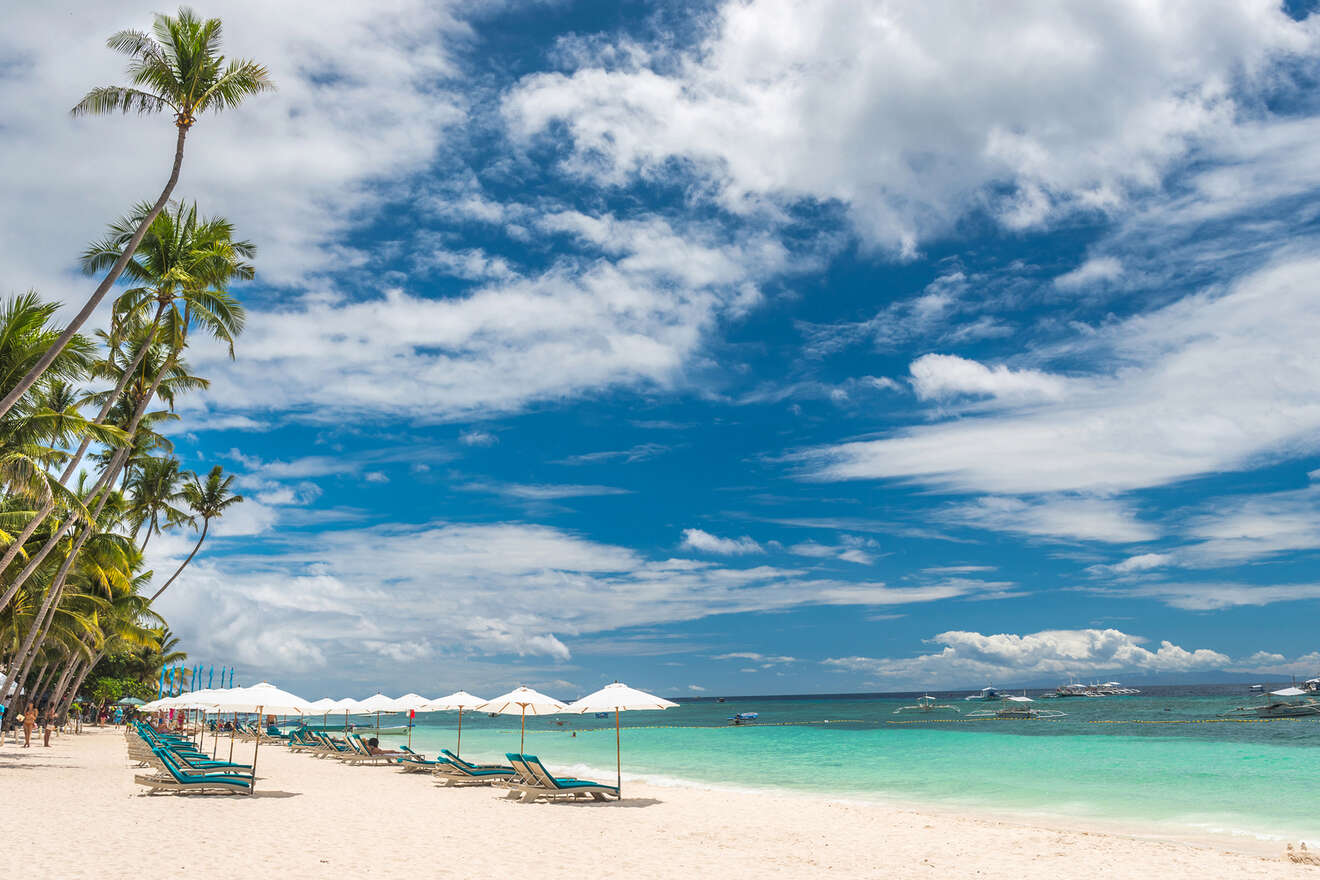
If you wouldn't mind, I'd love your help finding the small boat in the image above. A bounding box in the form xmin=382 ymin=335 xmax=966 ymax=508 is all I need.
xmin=964 ymin=685 xmax=1004 ymax=702
xmin=967 ymin=695 xmax=1066 ymax=720
xmin=594 ymin=712 xmax=609 ymax=719
xmin=1303 ymin=678 xmax=1320 ymax=695
xmin=892 ymin=694 xmax=960 ymax=715
xmin=1221 ymin=688 xmax=1320 ymax=719
xmin=728 ymin=712 xmax=759 ymax=725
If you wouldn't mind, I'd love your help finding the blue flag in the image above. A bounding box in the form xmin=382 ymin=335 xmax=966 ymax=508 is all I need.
xmin=208 ymin=666 xmax=214 ymax=689
xmin=157 ymin=667 xmax=165 ymax=698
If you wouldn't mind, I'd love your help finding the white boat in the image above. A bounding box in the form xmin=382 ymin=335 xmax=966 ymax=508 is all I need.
xmin=1052 ymin=679 xmax=1139 ymax=697
xmin=967 ymin=695 xmax=1066 ymax=720
xmin=1303 ymin=677 xmax=1320 ymax=695
xmin=1220 ymin=687 xmax=1320 ymax=719
xmin=964 ymin=685 xmax=1005 ymax=702
xmin=892 ymin=694 xmax=960 ymax=715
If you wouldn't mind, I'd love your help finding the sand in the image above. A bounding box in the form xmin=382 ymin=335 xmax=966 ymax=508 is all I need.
xmin=1 ymin=726 xmax=1313 ymax=878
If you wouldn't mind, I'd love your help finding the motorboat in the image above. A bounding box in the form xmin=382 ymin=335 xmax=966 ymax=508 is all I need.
xmin=967 ymin=695 xmax=1066 ymax=720
xmin=964 ymin=685 xmax=1004 ymax=701
xmin=728 ymin=712 xmax=759 ymax=725
xmin=892 ymin=694 xmax=960 ymax=715
xmin=1221 ymin=687 xmax=1320 ymax=719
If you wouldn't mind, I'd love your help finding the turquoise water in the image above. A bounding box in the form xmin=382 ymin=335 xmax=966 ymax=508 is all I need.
xmin=362 ymin=687 xmax=1320 ymax=842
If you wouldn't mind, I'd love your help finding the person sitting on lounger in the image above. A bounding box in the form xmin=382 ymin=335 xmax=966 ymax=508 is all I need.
xmin=364 ymin=737 xmax=404 ymax=756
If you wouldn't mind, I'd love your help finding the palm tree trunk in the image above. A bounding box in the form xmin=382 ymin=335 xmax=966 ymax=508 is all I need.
xmin=0 ymin=359 xmax=171 ymax=712
xmin=29 ymin=662 xmax=52 ymax=704
xmin=58 ymin=652 xmax=100 ymax=718
xmin=0 ymin=124 xmax=189 ymax=420
xmin=48 ymin=654 xmax=82 ymax=715
xmin=150 ymin=518 xmax=207 ymax=602
xmin=0 ymin=303 xmax=166 ymax=606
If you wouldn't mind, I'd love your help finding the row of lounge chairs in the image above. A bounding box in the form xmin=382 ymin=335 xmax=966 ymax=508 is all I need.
xmin=287 ymin=728 xmax=620 ymax=803
xmin=128 ymin=720 xmax=620 ymax=802
xmin=127 ymin=721 xmax=254 ymax=795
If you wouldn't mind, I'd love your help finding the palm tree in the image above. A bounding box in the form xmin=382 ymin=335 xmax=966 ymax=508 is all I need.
xmin=0 ymin=205 xmax=246 ymax=613
xmin=151 ymin=465 xmax=242 ymax=601
xmin=0 ymin=8 xmax=272 ymax=419
xmin=126 ymin=457 xmax=191 ymax=551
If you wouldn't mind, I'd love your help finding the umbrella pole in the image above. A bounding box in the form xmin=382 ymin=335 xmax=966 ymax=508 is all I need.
xmin=456 ymin=708 xmax=462 ymax=758
xmin=616 ymin=708 xmax=622 ymax=800
xmin=250 ymin=704 xmax=263 ymax=795
xmin=213 ymin=712 xmax=219 ymax=759
xmin=228 ymin=712 xmax=235 ymax=762
xmin=520 ymin=708 xmax=526 ymax=754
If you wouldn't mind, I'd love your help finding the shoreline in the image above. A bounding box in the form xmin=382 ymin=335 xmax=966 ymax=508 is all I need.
xmin=2 ymin=725 xmax=1311 ymax=877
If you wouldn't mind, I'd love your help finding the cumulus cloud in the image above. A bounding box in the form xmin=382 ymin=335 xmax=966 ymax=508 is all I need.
xmin=824 ymin=628 xmax=1231 ymax=686
xmin=507 ymin=0 xmax=1316 ymax=254
xmin=680 ymin=529 xmax=764 ymax=555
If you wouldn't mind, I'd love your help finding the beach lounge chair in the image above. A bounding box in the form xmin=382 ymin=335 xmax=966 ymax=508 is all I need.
xmin=133 ymin=747 xmax=253 ymax=796
xmin=502 ymin=753 xmax=618 ymax=803
xmin=431 ymin=752 xmax=519 ymax=787
xmin=332 ymin=732 xmax=401 ymax=765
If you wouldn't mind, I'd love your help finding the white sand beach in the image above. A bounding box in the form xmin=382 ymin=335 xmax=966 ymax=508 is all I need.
xmin=1 ymin=726 xmax=1312 ymax=878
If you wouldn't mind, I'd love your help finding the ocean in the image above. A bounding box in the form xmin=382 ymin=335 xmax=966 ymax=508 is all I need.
xmin=366 ymin=685 xmax=1319 ymax=843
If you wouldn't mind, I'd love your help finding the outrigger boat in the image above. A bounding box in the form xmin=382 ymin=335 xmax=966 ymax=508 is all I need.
xmin=728 ymin=712 xmax=759 ymax=725
xmin=1220 ymin=687 xmax=1320 ymax=719
xmin=892 ymin=694 xmax=960 ymax=715
xmin=966 ymin=695 xmax=1066 ymax=720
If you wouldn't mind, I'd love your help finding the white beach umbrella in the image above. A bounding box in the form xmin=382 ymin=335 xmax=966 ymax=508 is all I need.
xmin=565 ymin=681 xmax=678 ymax=798
xmin=421 ymin=691 xmax=486 ymax=758
xmin=352 ymin=692 xmax=407 ymax=737
xmin=306 ymin=697 xmax=339 ymax=734
xmin=478 ymin=686 xmax=566 ymax=753
xmin=207 ymin=682 xmax=313 ymax=792
xmin=328 ymin=697 xmax=360 ymax=732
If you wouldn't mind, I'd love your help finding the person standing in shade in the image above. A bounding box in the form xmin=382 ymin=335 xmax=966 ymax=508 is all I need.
xmin=42 ymin=706 xmax=53 ymax=747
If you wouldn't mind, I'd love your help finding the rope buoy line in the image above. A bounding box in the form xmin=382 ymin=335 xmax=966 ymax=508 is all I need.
xmin=1089 ymin=717 xmax=1317 ymax=724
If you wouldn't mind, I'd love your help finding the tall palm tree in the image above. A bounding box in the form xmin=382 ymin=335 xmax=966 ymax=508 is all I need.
xmin=0 ymin=8 xmax=272 ymax=419
xmin=126 ymin=457 xmax=191 ymax=551
xmin=0 ymin=205 xmax=246 ymax=613
xmin=151 ymin=465 xmax=241 ymax=601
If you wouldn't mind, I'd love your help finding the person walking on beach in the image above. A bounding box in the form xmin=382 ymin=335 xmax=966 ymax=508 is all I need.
xmin=22 ymin=705 xmax=36 ymax=747
xmin=42 ymin=707 xmax=53 ymax=747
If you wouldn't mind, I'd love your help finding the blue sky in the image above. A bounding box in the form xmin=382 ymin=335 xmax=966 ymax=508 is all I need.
xmin=4 ymin=0 xmax=1320 ymax=697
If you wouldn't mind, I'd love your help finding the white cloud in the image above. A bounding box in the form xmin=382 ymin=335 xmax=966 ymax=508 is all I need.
xmin=687 ymin=684 xmax=706 ymax=692
xmin=680 ymin=528 xmax=763 ymax=555
xmin=0 ymin=0 xmax=470 ymax=301
xmin=712 ymin=652 xmax=796 ymax=664
xmin=909 ymin=353 xmax=1069 ymax=403
xmin=152 ymin=521 xmax=1008 ymax=686
xmin=182 ymin=214 xmax=789 ymax=423
xmin=786 ymin=535 xmax=879 ymax=565
xmin=458 ymin=430 xmax=499 ymax=447
xmin=1180 ymin=484 xmax=1320 ymax=564
xmin=824 ymin=627 xmax=1230 ymax=687
xmin=1089 ymin=552 xmax=1174 ymax=576
xmin=1109 ymin=580 xmax=1320 ymax=611
xmin=462 ymin=482 xmax=631 ymax=500
xmin=507 ymin=0 xmax=1316 ymax=254
xmin=942 ymin=495 xmax=1159 ymax=544
xmin=796 ymin=257 xmax=1320 ymax=494
xmin=1054 ymin=256 xmax=1124 ymax=291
